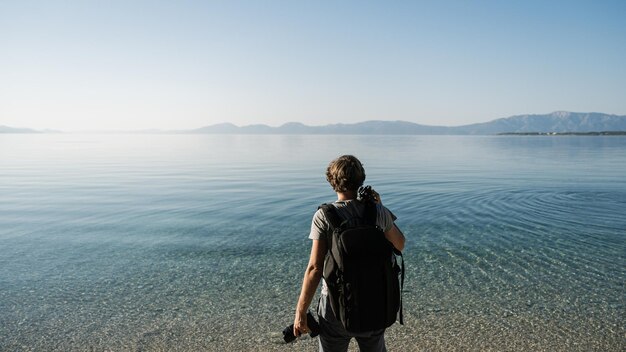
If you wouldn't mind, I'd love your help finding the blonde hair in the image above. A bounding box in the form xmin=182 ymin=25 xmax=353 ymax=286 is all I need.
xmin=325 ymin=155 xmax=366 ymax=192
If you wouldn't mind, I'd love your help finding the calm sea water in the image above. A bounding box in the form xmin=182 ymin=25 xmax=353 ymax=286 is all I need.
xmin=0 ymin=134 xmax=624 ymax=351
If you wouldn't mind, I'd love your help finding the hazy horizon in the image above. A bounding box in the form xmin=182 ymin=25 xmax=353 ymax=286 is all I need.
xmin=2 ymin=1 xmax=625 ymax=131
xmin=4 ymin=110 xmax=626 ymax=135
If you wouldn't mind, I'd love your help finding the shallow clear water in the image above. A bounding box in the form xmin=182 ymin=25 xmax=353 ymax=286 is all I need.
xmin=0 ymin=134 xmax=624 ymax=351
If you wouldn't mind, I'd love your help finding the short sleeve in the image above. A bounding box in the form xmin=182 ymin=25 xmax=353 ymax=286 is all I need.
xmin=376 ymin=204 xmax=397 ymax=232
xmin=309 ymin=208 xmax=329 ymax=240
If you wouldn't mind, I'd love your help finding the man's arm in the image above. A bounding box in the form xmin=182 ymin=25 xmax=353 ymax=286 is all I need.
xmin=294 ymin=239 xmax=326 ymax=336
xmin=385 ymin=224 xmax=405 ymax=251
xmin=372 ymin=189 xmax=406 ymax=251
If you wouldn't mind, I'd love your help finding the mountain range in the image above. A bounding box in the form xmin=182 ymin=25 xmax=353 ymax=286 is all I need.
xmin=3 ymin=112 xmax=626 ymax=135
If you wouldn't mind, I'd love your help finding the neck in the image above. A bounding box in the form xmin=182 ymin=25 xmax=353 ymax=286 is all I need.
xmin=337 ymin=191 xmax=357 ymax=201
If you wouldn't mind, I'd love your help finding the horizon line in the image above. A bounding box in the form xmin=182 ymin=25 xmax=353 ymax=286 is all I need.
xmin=3 ymin=110 xmax=625 ymax=133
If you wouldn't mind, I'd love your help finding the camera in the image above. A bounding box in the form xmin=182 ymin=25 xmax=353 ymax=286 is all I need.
xmin=282 ymin=312 xmax=320 ymax=343
xmin=358 ymin=185 xmax=376 ymax=203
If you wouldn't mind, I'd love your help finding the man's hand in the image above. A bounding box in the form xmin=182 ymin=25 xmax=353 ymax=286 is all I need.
xmin=372 ymin=189 xmax=382 ymax=204
xmin=293 ymin=311 xmax=310 ymax=337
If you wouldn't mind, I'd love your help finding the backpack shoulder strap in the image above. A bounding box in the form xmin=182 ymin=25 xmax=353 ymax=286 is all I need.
xmin=363 ymin=201 xmax=378 ymax=227
xmin=394 ymin=248 xmax=405 ymax=325
xmin=318 ymin=203 xmax=345 ymax=272
xmin=318 ymin=203 xmax=342 ymax=231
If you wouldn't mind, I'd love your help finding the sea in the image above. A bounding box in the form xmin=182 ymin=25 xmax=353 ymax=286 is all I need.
xmin=0 ymin=134 xmax=624 ymax=351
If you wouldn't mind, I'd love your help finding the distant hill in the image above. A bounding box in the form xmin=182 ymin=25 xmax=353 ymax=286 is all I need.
xmin=189 ymin=112 xmax=626 ymax=135
xmin=451 ymin=111 xmax=626 ymax=134
xmin=0 ymin=125 xmax=62 ymax=133
xmin=188 ymin=120 xmax=450 ymax=134
xmin=0 ymin=125 xmax=42 ymax=133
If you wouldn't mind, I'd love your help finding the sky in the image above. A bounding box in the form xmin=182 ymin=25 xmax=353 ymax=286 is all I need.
xmin=1 ymin=0 xmax=625 ymax=131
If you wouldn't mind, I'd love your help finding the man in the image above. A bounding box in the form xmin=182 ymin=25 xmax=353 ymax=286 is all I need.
xmin=294 ymin=155 xmax=405 ymax=352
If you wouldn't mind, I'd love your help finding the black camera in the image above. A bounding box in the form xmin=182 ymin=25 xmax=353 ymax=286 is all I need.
xmin=358 ymin=185 xmax=376 ymax=203
xmin=282 ymin=312 xmax=321 ymax=343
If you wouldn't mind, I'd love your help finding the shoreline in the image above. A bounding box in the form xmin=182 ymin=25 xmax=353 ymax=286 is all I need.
xmin=498 ymin=131 xmax=626 ymax=136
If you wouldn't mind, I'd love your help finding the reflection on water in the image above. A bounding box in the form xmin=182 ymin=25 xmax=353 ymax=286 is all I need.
xmin=0 ymin=134 xmax=624 ymax=351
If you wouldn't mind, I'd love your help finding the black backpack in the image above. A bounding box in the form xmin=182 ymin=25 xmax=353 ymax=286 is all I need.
xmin=319 ymin=202 xmax=404 ymax=333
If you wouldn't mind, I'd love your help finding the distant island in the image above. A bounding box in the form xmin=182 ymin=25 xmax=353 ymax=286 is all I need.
xmin=0 ymin=126 xmax=41 ymax=133
xmin=3 ymin=111 xmax=626 ymax=135
xmin=0 ymin=126 xmax=61 ymax=134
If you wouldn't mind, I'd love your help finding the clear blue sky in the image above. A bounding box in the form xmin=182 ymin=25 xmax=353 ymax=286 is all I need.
xmin=1 ymin=0 xmax=625 ymax=131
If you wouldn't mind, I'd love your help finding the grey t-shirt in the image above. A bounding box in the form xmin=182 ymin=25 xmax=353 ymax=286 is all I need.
xmin=309 ymin=200 xmax=397 ymax=240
